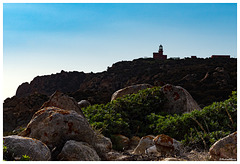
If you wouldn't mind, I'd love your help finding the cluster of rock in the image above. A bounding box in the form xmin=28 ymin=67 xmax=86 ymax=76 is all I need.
xmin=4 ymin=92 xmax=112 ymax=161
xmin=3 ymin=84 xmax=237 ymax=161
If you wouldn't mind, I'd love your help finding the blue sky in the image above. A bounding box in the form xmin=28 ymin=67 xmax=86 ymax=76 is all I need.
xmin=3 ymin=3 xmax=237 ymax=99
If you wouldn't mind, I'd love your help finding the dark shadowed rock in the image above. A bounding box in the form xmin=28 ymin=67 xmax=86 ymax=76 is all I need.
xmin=57 ymin=140 xmax=100 ymax=161
xmin=41 ymin=91 xmax=84 ymax=116
xmin=78 ymin=100 xmax=91 ymax=109
xmin=3 ymin=93 xmax=49 ymax=133
xmin=111 ymin=84 xmax=153 ymax=101
xmin=3 ymin=135 xmax=51 ymax=161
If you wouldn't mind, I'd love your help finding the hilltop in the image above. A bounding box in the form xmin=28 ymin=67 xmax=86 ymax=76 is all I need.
xmin=13 ymin=57 xmax=237 ymax=107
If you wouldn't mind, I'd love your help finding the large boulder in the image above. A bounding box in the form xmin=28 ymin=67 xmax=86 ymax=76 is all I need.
xmin=18 ymin=107 xmax=111 ymax=159
xmin=57 ymin=140 xmax=100 ymax=161
xmin=3 ymin=135 xmax=51 ymax=161
xmin=209 ymin=132 xmax=237 ymax=161
xmin=153 ymin=134 xmax=182 ymax=156
xmin=160 ymin=84 xmax=201 ymax=113
xmin=111 ymin=84 xmax=152 ymax=101
xmin=132 ymin=135 xmax=155 ymax=155
xmin=41 ymin=91 xmax=84 ymax=116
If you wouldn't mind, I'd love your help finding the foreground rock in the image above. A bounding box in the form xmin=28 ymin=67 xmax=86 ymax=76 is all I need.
xmin=3 ymin=135 xmax=51 ymax=161
xmin=132 ymin=135 xmax=155 ymax=155
xmin=57 ymin=140 xmax=100 ymax=161
xmin=160 ymin=84 xmax=201 ymax=113
xmin=209 ymin=132 xmax=237 ymax=161
xmin=153 ymin=134 xmax=182 ymax=156
xmin=111 ymin=84 xmax=152 ymax=101
xmin=41 ymin=91 xmax=84 ymax=116
xmin=112 ymin=134 xmax=130 ymax=151
xmin=19 ymin=107 xmax=111 ymax=160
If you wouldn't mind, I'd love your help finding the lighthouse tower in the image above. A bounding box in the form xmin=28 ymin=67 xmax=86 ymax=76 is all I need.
xmin=153 ymin=44 xmax=167 ymax=60
xmin=158 ymin=44 xmax=163 ymax=55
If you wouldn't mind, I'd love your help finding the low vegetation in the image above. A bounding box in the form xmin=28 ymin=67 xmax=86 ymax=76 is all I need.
xmin=83 ymin=87 xmax=237 ymax=150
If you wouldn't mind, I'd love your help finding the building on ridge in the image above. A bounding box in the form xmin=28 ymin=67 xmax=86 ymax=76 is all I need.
xmin=153 ymin=44 xmax=167 ymax=60
xmin=211 ymin=55 xmax=230 ymax=58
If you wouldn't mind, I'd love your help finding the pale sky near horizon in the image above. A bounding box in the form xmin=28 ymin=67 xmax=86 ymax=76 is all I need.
xmin=2 ymin=3 xmax=237 ymax=100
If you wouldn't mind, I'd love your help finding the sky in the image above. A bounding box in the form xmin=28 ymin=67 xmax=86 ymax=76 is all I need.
xmin=2 ymin=2 xmax=238 ymax=100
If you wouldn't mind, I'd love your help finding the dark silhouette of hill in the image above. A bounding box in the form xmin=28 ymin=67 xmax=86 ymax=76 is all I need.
xmin=14 ymin=57 xmax=236 ymax=107
xmin=3 ymin=57 xmax=236 ymax=133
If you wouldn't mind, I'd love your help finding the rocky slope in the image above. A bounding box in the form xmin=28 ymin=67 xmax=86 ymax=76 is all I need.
xmin=13 ymin=57 xmax=236 ymax=107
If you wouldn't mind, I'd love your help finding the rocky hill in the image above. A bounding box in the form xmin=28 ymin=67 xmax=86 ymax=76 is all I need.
xmin=13 ymin=57 xmax=237 ymax=107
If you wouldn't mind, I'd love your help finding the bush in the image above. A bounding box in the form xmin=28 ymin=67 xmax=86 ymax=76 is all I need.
xmin=148 ymin=91 xmax=237 ymax=149
xmin=83 ymin=87 xmax=236 ymax=150
xmin=83 ymin=86 xmax=166 ymax=137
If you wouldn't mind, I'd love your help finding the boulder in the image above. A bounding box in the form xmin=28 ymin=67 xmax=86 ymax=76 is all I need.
xmin=112 ymin=134 xmax=130 ymax=151
xmin=41 ymin=91 xmax=84 ymax=116
xmin=57 ymin=140 xmax=100 ymax=161
xmin=209 ymin=132 xmax=237 ymax=161
xmin=78 ymin=100 xmax=91 ymax=108
xmin=145 ymin=145 xmax=160 ymax=155
xmin=93 ymin=134 xmax=113 ymax=160
xmin=3 ymin=135 xmax=51 ymax=161
xmin=153 ymin=134 xmax=182 ymax=156
xmin=129 ymin=136 xmax=141 ymax=149
xmin=111 ymin=84 xmax=152 ymax=101
xmin=132 ymin=135 xmax=155 ymax=155
xmin=18 ymin=107 xmax=111 ymax=159
xmin=160 ymin=84 xmax=201 ymax=113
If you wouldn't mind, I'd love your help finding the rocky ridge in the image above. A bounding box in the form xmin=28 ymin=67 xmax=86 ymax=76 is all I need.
xmin=12 ymin=58 xmax=236 ymax=106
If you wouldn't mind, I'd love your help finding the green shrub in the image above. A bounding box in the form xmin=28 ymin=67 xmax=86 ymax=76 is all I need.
xmin=83 ymin=86 xmax=236 ymax=150
xmin=83 ymin=86 xmax=166 ymax=137
xmin=148 ymin=91 xmax=237 ymax=149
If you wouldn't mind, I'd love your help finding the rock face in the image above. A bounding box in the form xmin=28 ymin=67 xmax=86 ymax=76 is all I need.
xmin=16 ymin=70 xmax=86 ymax=98
xmin=153 ymin=134 xmax=182 ymax=156
xmin=111 ymin=84 xmax=152 ymax=101
xmin=132 ymin=135 xmax=155 ymax=155
xmin=160 ymin=84 xmax=201 ymax=113
xmin=57 ymin=140 xmax=100 ymax=161
xmin=13 ymin=58 xmax=236 ymax=107
xmin=3 ymin=93 xmax=49 ymax=132
xmin=3 ymin=135 xmax=51 ymax=161
xmin=209 ymin=132 xmax=237 ymax=161
xmin=41 ymin=91 xmax=84 ymax=116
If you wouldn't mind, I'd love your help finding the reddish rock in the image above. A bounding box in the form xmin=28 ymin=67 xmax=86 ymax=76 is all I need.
xmin=160 ymin=84 xmax=201 ymax=113
xmin=153 ymin=134 xmax=182 ymax=156
xmin=19 ymin=107 xmax=112 ymax=160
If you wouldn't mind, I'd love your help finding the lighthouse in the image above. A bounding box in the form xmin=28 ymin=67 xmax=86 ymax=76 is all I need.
xmin=153 ymin=44 xmax=167 ymax=60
